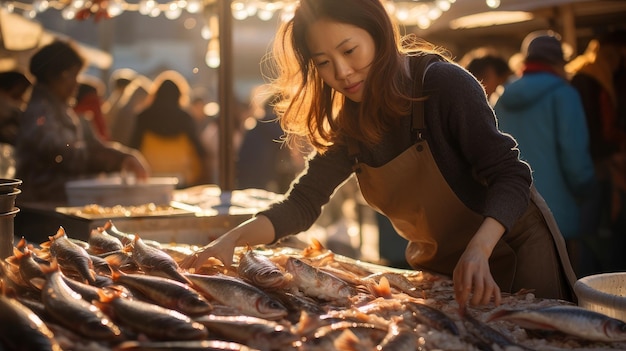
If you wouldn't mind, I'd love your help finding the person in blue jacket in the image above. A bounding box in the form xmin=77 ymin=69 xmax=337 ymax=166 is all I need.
xmin=494 ymin=31 xmax=597 ymax=276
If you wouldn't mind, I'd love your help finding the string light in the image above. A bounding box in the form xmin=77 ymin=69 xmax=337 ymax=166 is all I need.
xmin=1 ymin=0 xmax=462 ymax=28
xmin=2 ymin=0 xmax=493 ymax=68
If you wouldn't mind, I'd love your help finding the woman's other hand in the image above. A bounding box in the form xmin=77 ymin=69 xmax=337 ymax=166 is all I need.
xmin=453 ymin=217 xmax=504 ymax=313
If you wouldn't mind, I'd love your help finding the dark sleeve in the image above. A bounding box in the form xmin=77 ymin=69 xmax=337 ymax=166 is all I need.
xmin=425 ymin=62 xmax=532 ymax=232
xmin=257 ymin=145 xmax=354 ymax=241
xmin=82 ymin=117 xmax=133 ymax=173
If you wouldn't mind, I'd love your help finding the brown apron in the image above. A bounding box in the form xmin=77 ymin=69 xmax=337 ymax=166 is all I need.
xmin=349 ymin=55 xmax=577 ymax=301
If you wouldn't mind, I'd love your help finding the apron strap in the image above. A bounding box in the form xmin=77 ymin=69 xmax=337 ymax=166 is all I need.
xmin=411 ymin=53 xmax=442 ymax=142
xmin=348 ymin=53 xmax=442 ymax=170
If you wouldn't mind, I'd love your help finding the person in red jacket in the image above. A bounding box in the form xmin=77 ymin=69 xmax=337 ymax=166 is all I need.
xmin=74 ymin=75 xmax=109 ymax=140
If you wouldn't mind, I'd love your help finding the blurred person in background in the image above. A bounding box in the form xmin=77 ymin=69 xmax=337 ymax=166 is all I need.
xmin=567 ymin=30 xmax=626 ymax=272
xmin=15 ymin=40 xmax=150 ymax=205
xmin=108 ymin=74 xmax=152 ymax=146
xmin=464 ymin=53 xmax=514 ymax=106
xmin=74 ymin=74 xmax=108 ymax=140
xmin=101 ymin=68 xmax=137 ymax=124
xmin=0 ymin=70 xmax=32 ymax=146
xmin=236 ymin=85 xmax=301 ymax=193
xmin=129 ymin=70 xmax=209 ymax=187
xmin=494 ymin=31 xmax=597 ymax=277
xmin=0 ymin=70 xmax=32 ymax=178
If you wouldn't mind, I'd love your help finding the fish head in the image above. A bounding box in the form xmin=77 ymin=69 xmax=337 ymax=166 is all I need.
xmin=256 ymin=295 xmax=288 ymax=320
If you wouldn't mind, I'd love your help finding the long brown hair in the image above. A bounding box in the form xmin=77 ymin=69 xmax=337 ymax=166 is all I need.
xmin=267 ymin=0 xmax=447 ymax=153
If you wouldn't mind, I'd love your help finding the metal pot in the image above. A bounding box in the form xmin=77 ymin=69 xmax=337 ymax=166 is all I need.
xmin=0 ymin=189 xmax=21 ymax=213
xmin=0 ymin=207 xmax=19 ymax=259
xmin=0 ymin=178 xmax=22 ymax=194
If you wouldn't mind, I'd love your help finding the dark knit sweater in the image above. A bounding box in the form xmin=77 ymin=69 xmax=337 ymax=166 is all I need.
xmin=259 ymin=60 xmax=532 ymax=241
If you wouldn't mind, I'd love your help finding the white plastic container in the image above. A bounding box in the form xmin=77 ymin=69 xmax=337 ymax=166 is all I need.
xmin=65 ymin=176 xmax=179 ymax=207
xmin=574 ymin=272 xmax=626 ymax=323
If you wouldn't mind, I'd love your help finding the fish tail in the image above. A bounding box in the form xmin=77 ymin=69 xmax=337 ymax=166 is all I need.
xmin=486 ymin=308 xmax=513 ymax=322
xmin=368 ymin=276 xmax=392 ymax=299
xmin=15 ymin=236 xmax=27 ymax=250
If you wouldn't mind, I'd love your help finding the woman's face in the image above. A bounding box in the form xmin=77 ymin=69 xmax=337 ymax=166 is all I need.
xmin=305 ymin=18 xmax=375 ymax=102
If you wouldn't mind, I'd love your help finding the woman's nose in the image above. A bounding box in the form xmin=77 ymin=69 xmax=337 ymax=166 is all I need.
xmin=334 ymin=60 xmax=354 ymax=80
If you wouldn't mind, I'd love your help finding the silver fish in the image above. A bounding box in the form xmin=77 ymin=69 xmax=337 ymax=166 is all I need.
xmin=237 ymin=248 xmax=290 ymax=289
xmin=38 ymin=260 xmax=122 ymax=341
xmin=113 ymin=340 xmax=259 ymax=351
xmin=284 ymin=257 xmax=356 ymax=302
xmin=301 ymin=321 xmax=387 ymax=351
xmin=111 ymin=269 xmax=212 ymax=316
xmin=44 ymin=227 xmax=96 ymax=285
xmin=194 ymin=314 xmax=299 ymax=350
xmin=88 ymin=226 xmax=124 ymax=255
xmin=104 ymin=220 xmax=162 ymax=248
xmin=488 ymin=305 xmax=626 ymax=342
xmin=0 ymin=277 xmax=62 ymax=351
xmin=11 ymin=246 xmax=46 ymax=290
xmin=463 ymin=311 xmax=528 ymax=351
xmin=128 ymin=234 xmax=189 ymax=284
xmin=405 ymin=299 xmax=459 ymax=335
xmin=94 ymin=289 xmax=208 ymax=341
xmin=185 ymin=273 xmax=288 ymax=320
xmin=364 ymin=272 xmax=423 ymax=298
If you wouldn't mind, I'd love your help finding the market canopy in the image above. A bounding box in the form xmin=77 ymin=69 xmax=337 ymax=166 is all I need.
xmin=0 ymin=8 xmax=112 ymax=70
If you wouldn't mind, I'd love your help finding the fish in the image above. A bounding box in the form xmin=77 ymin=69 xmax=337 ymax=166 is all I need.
xmin=404 ymin=299 xmax=460 ymax=335
xmin=463 ymin=311 xmax=530 ymax=351
xmin=89 ymin=253 xmax=114 ymax=276
xmin=94 ymin=289 xmax=208 ymax=341
xmin=0 ymin=282 xmax=63 ymax=351
xmin=87 ymin=226 xmax=125 ymax=255
xmin=283 ymin=257 xmax=356 ymax=303
xmin=113 ymin=340 xmax=260 ymax=351
xmin=36 ymin=259 xmax=122 ymax=340
xmin=104 ymin=220 xmax=162 ymax=248
xmin=61 ymin=274 xmax=107 ymax=303
xmin=110 ymin=268 xmax=212 ymax=316
xmin=185 ymin=273 xmax=288 ymax=320
xmin=237 ymin=247 xmax=290 ymax=289
xmin=377 ymin=322 xmax=419 ymax=351
xmin=364 ymin=272 xmax=424 ymax=299
xmin=487 ymin=305 xmax=626 ymax=342
xmin=301 ymin=320 xmax=388 ymax=351
xmin=10 ymin=246 xmax=46 ymax=290
xmin=193 ymin=314 xmax=299 ymax=350
xmin=127 ymin=234 xmax=190 ymax=284
xmin=42 ymin=227 xmax=97 ymax=285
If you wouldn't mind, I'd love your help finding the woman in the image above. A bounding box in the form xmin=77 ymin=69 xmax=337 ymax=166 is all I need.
xmin=15 ymin=40 xmax=149 ymax=205
xmin=182 ymin=0 xmax=576 ymax=309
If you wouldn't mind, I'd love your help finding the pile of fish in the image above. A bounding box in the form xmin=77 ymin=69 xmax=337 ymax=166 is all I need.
xmin=2 ymin=220 xmax=626 ymax=351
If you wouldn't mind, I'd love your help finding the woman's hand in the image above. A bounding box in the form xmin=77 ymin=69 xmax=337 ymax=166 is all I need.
xmin=453 ymin=217 xmax=504 ymax=313
xmin=179 ymin=215 xmax=276 ymax=271
xmin=180 ymin=229 xmax=241 ymax=270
